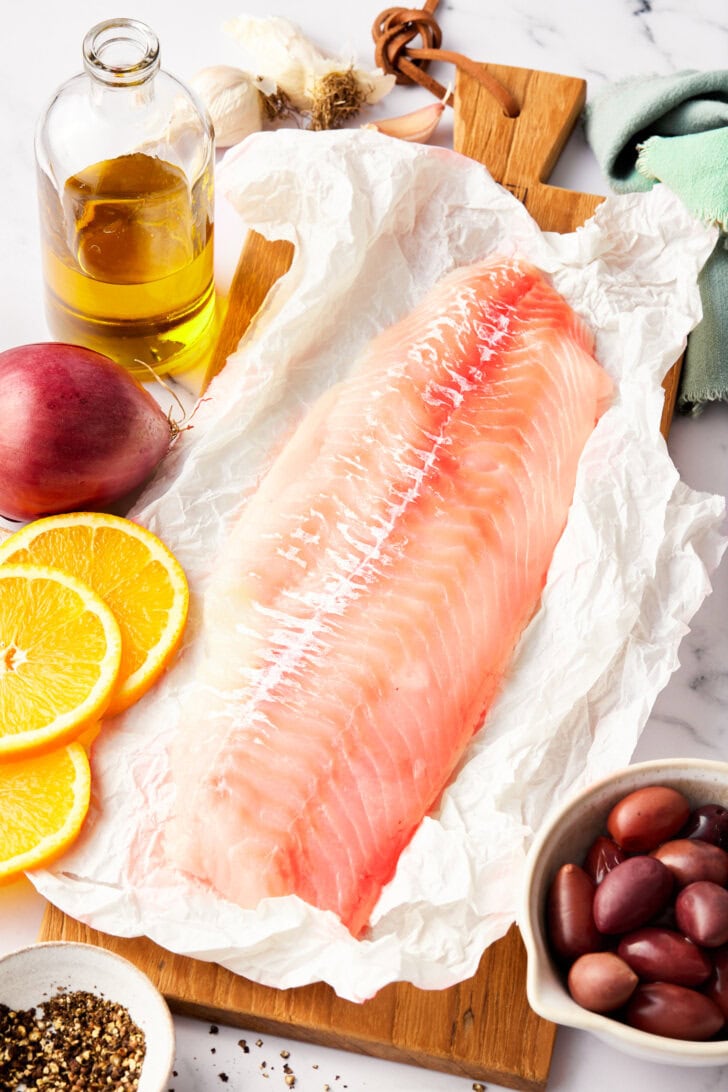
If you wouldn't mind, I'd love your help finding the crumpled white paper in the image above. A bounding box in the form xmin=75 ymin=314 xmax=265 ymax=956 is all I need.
xmin=32 ymin=129 xmax=726 ymax=1002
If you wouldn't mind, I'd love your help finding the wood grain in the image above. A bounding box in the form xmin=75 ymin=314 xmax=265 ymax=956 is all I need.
xmin=454 ymin=62 xmax=681 ymax=436
xmin=41 ymin=908 xmax=552 ymax=1091
xmin=41 ymin=60 xmax=678 ymax=1092
xmin=201 ymin=232 xmax=294 ymax=391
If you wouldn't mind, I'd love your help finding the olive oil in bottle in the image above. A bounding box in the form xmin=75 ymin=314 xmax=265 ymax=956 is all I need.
xmin=39 ymin=151 xmax=215 ymax=377
xmin=35 ymin=19 xmax=216 ymax=378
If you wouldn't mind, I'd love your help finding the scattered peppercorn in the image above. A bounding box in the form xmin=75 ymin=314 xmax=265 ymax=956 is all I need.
xmin=0 ymin=989 xmax=146 ymax=1090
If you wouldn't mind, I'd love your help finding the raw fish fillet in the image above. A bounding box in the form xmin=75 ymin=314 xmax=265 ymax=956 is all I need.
xmin=166 ymin=256 xmax=612 ymax=936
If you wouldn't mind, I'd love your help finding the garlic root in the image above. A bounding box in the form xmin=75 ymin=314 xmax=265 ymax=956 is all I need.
xmin=224 ymin=15 xmax=394 ymax=127
xmin=362 ymin=101 xmax=445 ymax=144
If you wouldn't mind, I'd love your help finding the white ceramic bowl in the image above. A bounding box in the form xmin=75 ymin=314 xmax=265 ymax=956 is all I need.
xmin=520 ymin=757 xmax=728 ymax=1066
xmin=0 ymin=940 xmax=175 ymax=1090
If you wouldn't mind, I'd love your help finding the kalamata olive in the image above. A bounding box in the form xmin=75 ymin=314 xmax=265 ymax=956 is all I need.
xmin=704 ymin=947 xmax=728 ymax=1020
xmin=567 ymin=952 xmax=638 ymax=1013
xmin=625 ymin=982 xmax=724 ymax=1040
xmin=583 ymin=835 xmax=627 ymax=885
xmin=593 ymin=856 xmax=673 ymax=934
xmin=652 ymin=838 xmax=728 ymax=888
xmin=675 ymin=881 xmax=728 ymax=947
xmin=606 ymin=785 xmax=691 ymax=852
xmin=616 ymin=926 xmax=712 ymax=986
xmin=682 ymin=804 xmax=728 ymax=851
xmin=547 ymin=863 xmax=603 ymax=960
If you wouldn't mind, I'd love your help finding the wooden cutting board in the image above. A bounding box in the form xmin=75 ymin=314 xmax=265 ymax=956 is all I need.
xmin=39 ymin=62 xmax=681 ymax=1091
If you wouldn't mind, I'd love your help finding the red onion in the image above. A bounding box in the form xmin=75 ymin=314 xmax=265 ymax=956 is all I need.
xmin=0 ymin=343 xmax=174 ymax=521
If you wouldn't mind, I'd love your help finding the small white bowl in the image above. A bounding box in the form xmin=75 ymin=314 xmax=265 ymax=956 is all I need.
xmin=0 ymin=940 xmax=175 ymax=1090
xmin=520 ymin=757 xmax=728 ymax=1066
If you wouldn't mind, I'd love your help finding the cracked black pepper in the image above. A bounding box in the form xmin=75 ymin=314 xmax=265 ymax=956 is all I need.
xmin=0 ymin=988 xmax=146 ymax=1090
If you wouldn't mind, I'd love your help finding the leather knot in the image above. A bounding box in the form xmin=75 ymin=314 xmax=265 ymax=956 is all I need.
xmin=372 ymin=2 xmax=519 ymax=116
xmin=372 ymin=6 xmax=443 ymax=86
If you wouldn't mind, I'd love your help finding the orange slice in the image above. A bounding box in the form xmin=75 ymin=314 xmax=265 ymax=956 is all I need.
xmin=0 ymin=565 xmax=122 ymax=759
xmin=0 ymin=513 xmax=189 ymax=716
xmin=0 ymin=742 xmax=91 ymax=883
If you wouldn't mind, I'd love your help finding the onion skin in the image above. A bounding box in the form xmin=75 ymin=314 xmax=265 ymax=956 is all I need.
xmin=0 ymin=343 xmax=173 ymax=521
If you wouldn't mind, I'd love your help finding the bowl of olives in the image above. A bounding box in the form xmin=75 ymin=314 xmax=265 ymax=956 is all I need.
xmin=520 ymin=758 xmax=728 ymax=1065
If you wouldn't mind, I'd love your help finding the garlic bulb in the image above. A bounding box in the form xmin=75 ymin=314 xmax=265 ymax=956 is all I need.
xmin=224 ymin=15 xmax=394 ymax=129
xmin=190 ymin=65 xmax=265 ymax=148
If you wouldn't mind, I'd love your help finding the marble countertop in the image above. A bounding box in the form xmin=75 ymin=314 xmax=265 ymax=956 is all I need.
xmin=2 ymin=2 xmax=727 ymax=1090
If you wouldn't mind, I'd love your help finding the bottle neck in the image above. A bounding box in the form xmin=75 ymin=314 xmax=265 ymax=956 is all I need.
xmin=83 ymin=18 xmax=160 ymax=88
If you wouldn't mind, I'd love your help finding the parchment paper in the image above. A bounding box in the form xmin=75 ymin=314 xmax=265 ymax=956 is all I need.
xmin=31 ymin=130 xmax=726 ymax=1002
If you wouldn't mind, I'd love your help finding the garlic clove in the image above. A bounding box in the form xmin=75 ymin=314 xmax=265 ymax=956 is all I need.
xmin=362 ymin=101 xmax=446 ymax=144
xmin=190 ymin=64 xmax=265 ymax=149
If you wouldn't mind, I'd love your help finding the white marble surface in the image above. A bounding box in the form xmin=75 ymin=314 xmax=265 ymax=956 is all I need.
xmin=1 ymin=2 xmax=727 ymax=1090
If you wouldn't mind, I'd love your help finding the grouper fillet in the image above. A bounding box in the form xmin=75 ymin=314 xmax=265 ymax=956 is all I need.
xmin=166 ymin=256 xmax=613 ymax=936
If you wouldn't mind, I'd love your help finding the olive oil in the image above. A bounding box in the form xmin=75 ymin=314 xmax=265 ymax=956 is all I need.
xmin=38 ymin=152 xmax=216 ymax=378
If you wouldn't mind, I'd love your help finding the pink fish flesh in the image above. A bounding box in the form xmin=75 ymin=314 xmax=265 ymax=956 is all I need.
xmin=165 ymin=256 xmax=612 ymax=936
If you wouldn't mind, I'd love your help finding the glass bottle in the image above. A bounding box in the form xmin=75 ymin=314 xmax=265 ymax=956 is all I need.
xmin=35 ymin=18 xmax=216 ymax=379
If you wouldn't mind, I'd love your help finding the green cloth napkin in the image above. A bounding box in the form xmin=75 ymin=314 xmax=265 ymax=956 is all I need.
xmin=584 ymin=69 xmax=728 ymax=414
